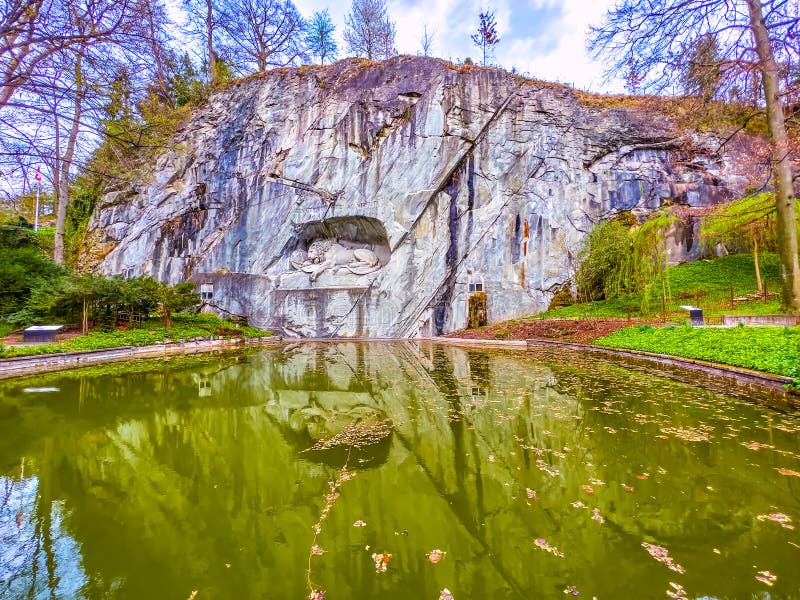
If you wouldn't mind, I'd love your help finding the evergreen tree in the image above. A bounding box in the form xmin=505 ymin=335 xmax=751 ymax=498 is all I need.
xmin=306 ymin=10 xmax=338 ymax=65
xmin=471 ymin=11 xmax=499 ymax=66
xmin=684 ymin=33 xmax=722 ymax=103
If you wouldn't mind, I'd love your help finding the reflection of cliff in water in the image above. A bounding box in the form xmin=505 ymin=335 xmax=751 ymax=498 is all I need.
xmin=0 ymin=344 xmax=575 ymax=598
xmin=3 ymin=344 xmax=794 ymax=599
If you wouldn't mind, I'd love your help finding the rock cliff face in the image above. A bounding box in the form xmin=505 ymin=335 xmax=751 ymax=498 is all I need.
xmin=84 ymin=56 xmax=757 ymax=337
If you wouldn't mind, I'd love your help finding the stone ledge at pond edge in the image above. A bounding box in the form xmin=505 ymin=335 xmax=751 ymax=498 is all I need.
xmin=435 ymin=337 xmax=797 ymax=407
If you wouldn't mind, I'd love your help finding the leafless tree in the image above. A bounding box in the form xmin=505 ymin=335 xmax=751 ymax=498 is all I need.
xmin=471 ymin=10 xmax=499 ymax=66
xmin=0 ymin=0 xmax=146 ymax=111
xmin=419 ymin=23 xmax=434 ymax=57
xmin=343 ymin=0 xmax=396 ymax=61
xmin=589 ymin=0 xmax=800 ymax=313
xmin=182 ymin=0 xmax=222 ymax=83
xmin=216 ymin=0 xmax=306 ymax=73
xmin=1 ymin=0 xmax=177 ymax=263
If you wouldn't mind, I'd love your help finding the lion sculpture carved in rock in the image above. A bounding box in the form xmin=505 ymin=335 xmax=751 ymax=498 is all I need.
xmin=290 ymin=239 xmax=383 ymax=282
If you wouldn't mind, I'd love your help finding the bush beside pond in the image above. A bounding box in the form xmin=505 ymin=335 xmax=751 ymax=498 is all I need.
xmin=0 ymin=313 xmax=267 ymax=358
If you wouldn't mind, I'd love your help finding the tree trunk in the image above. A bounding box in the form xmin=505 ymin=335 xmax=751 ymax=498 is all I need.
xmin=746 ymin=0 xmax=800 ymax=314
xmin=146 ymin=3 xmax=170 ymax=104
xmin=53 ymin=52 xmax=85 ymax=265
xmin=82 ymin=296 xmax=88 ymax=335
xmin=206 ymin=0 xmax=217 ymax=84
xmin=753 ymin=236 xmax=763 ymax=293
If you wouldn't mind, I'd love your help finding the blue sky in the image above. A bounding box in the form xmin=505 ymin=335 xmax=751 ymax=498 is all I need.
xmin=294 ymin=0 xmax=623 ymax=92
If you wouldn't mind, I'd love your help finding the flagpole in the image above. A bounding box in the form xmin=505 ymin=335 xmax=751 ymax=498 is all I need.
xmin=34 ymin=165 xmax=42 ymax=231
xmin=34 ymin=179 xmax=40 ymax=232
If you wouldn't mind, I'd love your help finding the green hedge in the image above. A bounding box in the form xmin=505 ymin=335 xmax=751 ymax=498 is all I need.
xmin=0 ymin=313 xmax=267 ymax=358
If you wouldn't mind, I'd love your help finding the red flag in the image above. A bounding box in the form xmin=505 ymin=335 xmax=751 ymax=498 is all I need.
xmin=34 ymin=165 xmax=42 ymax=181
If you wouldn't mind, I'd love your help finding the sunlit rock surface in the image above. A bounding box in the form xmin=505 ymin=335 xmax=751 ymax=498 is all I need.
xmin=83 ymin=56 xmax=759 ymax=337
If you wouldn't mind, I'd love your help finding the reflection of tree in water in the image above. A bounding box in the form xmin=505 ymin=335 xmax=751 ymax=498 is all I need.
xmin=1 ymin=467 xmax=89 ymax=599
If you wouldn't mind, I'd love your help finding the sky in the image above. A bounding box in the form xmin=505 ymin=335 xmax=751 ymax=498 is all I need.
xmin=292 ymin=0 xmax=623 ymax=92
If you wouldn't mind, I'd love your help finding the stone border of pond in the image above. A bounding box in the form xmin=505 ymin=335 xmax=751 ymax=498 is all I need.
xmin=0 ymin=337 xmax=280 ymax=380
xmin=437 ymin=336 xmax=799 ymax=408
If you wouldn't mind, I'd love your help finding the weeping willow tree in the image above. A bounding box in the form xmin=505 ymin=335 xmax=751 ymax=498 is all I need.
xmin=701 ymin=193 xmax=777 ymax=293
xmin=620 ymin=211 xmax=679 ymax=315
xmin=573 ymin=216 xmax=632 ymax=302
xmin=575 ymin=210 xmax=679 ymax=315
xmin=702 ymin=193 xmax=800 ymax=294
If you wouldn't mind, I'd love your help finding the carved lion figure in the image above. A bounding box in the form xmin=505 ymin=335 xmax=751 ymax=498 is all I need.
xmin=291 ymin=238 xmax=383 ymax=282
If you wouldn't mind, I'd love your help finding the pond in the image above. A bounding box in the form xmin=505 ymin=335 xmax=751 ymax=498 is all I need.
xmin=1 ymin=343 xmax=799 ymax=599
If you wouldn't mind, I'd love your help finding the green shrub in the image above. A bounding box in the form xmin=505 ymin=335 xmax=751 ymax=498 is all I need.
xmin=574 ymin=217 xmax=631 ymax=301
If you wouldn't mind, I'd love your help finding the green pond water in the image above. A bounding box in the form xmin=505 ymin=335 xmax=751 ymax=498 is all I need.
xmin=1 ymin=343 xmax=799 ymax=600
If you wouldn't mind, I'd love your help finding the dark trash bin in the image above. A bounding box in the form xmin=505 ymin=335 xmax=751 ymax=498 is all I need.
xmin=23 ymin=325 xmax=64 ymax=343
xmin=680 ymin=306 xmax=704 ymax=327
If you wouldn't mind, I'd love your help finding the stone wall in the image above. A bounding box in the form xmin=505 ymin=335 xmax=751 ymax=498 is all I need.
xmin=83 ymin=57 xmax=762 ymax=337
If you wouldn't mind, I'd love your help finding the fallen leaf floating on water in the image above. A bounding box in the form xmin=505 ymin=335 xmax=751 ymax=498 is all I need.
xmin=776 ymin=468 xmax=800 ymax=477
xmin=371 ymin=553 xmax=392 ymax=573
xmin=591 ymin=508 xmax=605 ymax=524
xmin=306 ymin=419 xmax=392 ymax=451
xmin=526 ymin=488 xmax=538 ymax=500
xmin=756 ymin=513 xmax=794 ymax=529
xmin=309 ymin=590 xmax=325 ymax=600
xmin=563 ymin=585 xmax=579 ymax=596
xmin=756 ymin=571 xmax=777 ymax=586
xmin=743 ymin=441 xmax=772 ymax=451
xmin=666 ymin=582 xmax=687 ymax=599
xmin=660 ymin=426 xmax=711 ymax=442
xmin=534 ymin=538 xmax=565 ymax=558
xmin=536 ymin=460 xmax=560 ymax=477
xmin=353 ymin=520 xmax=367 ymax=527
xmin=311 ymin=544 xmax=325 ymax=556
xmin=439 ymin=589 xmax=454 ymax=600
xmin=641 ymin=542 xmax=685 ymax=574
xmin=427 ymin=549 xmax=446 ymax=564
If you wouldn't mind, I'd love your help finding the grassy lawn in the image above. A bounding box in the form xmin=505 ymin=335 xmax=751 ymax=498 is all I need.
xmin=594 ymin=324 xmax=800 ymax=384
xmin=0 ymin=313 xmax=268 ymax=358
xmin=537 ymin=253 xmax=784 ymax=320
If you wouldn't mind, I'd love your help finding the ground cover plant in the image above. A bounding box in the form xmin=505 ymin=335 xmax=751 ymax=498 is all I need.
xmin=594 ymin=324 xmax=800 ymax=385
